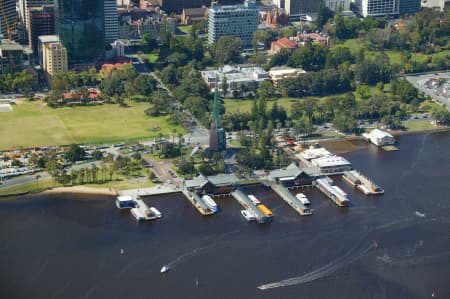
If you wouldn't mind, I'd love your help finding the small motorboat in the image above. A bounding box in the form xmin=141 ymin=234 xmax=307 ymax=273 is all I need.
xmin=241 ymin=210 xmax=256 ymax=221
xmin=160 ymin=265 xmax=170 ymax=273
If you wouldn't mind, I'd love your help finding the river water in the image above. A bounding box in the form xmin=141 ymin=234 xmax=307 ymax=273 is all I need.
xmin=1 ymin=132 xmax=449 ymax=299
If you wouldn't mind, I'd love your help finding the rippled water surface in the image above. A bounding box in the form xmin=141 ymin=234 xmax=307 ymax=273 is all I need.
xmin=1 ymin=132 xmax=449 ymax=299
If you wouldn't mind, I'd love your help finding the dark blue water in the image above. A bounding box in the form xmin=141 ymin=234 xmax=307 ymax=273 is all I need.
xmin=1 ymin=132 xmax=449 ymax=299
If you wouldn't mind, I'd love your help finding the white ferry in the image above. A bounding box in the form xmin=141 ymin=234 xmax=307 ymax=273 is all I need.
xmin=115 ymin=196 xmax=136 ymax=209
xmin=241 ymin=210 xmax=256 ymax=221
xmin=248 ymin=194 xmax=261 ymax=205
xmin=202 ymin=195 xmax=218 ymax=212
xmin=295 ymin=193 xmax=310 ymax=205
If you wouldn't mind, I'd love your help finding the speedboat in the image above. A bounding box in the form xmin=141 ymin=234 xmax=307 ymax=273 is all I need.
xmin=248 ymin=194 xmax=261 ymax=205
xmin=241 ymin=210 xmax=256 ymax=221
xmin=160 ymin=265 xmax=170 ymax=273
xmin=115 ymin=195 xmax=136 ymax=209
xmin=295 ymin=193 xmax=310 ymax=205
xmin=202 ymin=195 xmax=218 ymax=212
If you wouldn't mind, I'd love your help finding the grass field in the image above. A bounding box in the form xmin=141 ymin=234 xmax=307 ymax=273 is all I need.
xmin=0 ymin=178 xmax=60 ymax=196
xmin=145 ymin=53 xmax=159 ymax=63
xmin=0 ymin=101 xmax=184 ymax=150
xmin=341 ymin=38 xmax=450 ymax=66
xmin=177 ymin=25 xmax=192 ymax=35
xmin=224 ymin=97 xmax=300 ymax=115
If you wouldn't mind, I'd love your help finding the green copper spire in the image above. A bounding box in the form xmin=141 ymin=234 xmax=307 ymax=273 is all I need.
xmin=213 ymin=82 xmax=220 ymax=126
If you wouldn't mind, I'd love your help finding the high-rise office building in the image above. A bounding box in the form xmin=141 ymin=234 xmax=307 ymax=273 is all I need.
xmin=27 ymin=5 xmax=55 ymax=54
xmin=360 ymin=0 xmax=398 ymax=17
xmin=0 ymin=0 xmax=16 ymax=40
xmin=158 ymin=0 xmax=243 ymax=13
xmin=284 ymin=0 xmax=318 ymax=15
xmin=42 ymin=41 xmax=68 ymax=76
xmin=54 ymin=0 xmax=105 ymax=64
xmin=104 ymin=0 xmax=119 ymax=44
xmin=208 ymin=1 xmax=258 ymax=46
xmin=18 ymin=0 xmax=53 ymax=30
xmin=398 ymin=0 xmax=420 ymax=14
xmin=38 ymin=34 xmax=59 ymax=66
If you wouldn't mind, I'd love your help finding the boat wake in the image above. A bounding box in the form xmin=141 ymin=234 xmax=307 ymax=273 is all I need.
xmin=415 ymin=211 xmax=426 ymax=218
xmin=257 ymin=218 xmax=412 ymax=290
xmin=165 ymin=230 xmax=240 ymax=270
xmin=257 ymin=244 xmax=372 ymax=290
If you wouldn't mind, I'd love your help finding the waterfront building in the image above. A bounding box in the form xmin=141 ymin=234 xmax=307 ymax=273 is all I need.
xmin=269 ymin=66 xmax=306 ymax=86
xmin=185 ymin=174 xmax=237 ymax=195
xmin=55 ymin=0 xmax=115 ymax=64
xmin=359 ymin=0 xmax=399 ymax=17
xmin=363 ymin=129 xmax=395 ymax=146
xmin=268 ymin=164 xmax=316 ymax=187
xmin=27 ymin=5 xmax=55 ymax=55
xmin=207 ymin=1 xmax=259 ymax=46
xmin=42 ymin=41 xmax=67 ymax=76
xmin=201 ymin=65 xmax=269 ymax=90
xmin=0 ymin=0 xmax=16 ymax=40
xmin=310 ymin=155 xmax=352 ymax=174
xmin=209 ymin=84 xmax=226 ymax=151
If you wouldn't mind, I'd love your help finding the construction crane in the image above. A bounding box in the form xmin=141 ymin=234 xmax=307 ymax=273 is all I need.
xmin=0 ymin=0 xmax=17 ymax=43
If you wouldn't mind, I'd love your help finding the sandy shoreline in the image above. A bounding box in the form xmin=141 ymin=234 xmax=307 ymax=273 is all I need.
xmin=42 ymin=186 xmax=118 ymax=196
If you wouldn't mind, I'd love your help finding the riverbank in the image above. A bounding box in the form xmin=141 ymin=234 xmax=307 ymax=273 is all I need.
xmin=42 ymin=186 xmax=118 ymax=196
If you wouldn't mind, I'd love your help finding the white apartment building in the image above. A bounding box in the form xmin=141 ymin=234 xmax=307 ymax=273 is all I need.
xmin=208 ymin=1 xmax=259 ymax=46
xmin=104 ymin=0 xmax=119 ymax=44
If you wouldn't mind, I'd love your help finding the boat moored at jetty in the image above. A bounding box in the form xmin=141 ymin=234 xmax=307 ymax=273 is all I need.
xmin=241 ymin=210 xmax=256 ymax=221
xmin=295 ymin=193 xmax=310 ymax=205
xmin=116 ymin=196 xmax=136 ymax=209
xmin=248 ymin=195 xmax=261 ymax=205
xmin=202 ymin=195 xmax=218 ymax=212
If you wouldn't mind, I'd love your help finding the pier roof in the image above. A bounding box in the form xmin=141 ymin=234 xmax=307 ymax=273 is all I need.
xmin=185 ymin=174 xmax=237 ymax=189
xmin=269 ymin=165 xmax=320 ymax=180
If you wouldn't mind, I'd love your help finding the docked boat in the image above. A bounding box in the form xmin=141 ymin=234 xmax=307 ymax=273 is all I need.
xmin=241 ymin=210 xmax=256 ymax=221
xmin=160 ymin=265 xmax=170 ymax=273
xmin=148 ymin=207 xmax=162 ymax=219
xmin=202 ymin=195 xmax=218 ymax=212
xmin=115 ymin=195 xmax=136 ymax=209
xmin=130 ymin=207 xmax=145 ymax=221
xmin=295 ymin=193 xmax=310 ymax=205
xmin=248 ymin=194 xmax=261 ymax=205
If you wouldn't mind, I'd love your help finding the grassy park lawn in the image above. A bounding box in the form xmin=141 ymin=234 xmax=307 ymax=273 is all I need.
xmin=177 ymin=25 xmax=192 ymax=35
xmin=0 ymin=101 xmax=184 ymax=150
xmin=0 ymin=178 xmax=60 ymax=196
xmin=224 ymin=97 xmax=299 ymax=115
xmin=403 ymin=120 xmax=436 ymax=131
xmin=145 ymin=53 xmax=159 ymax=63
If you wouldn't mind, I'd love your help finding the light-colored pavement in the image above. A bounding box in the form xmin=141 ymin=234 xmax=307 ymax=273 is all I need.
xmin=405 ymin=72 xmax=450 ymax=110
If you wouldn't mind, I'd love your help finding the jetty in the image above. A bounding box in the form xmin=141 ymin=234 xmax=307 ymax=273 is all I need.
xmin=231 ymin=190 xmax=271 ymax=223
xmin=131 ymin=198 xmax=162 ymax=221
xmin=342 ymin=170 xmax=384 ymax=195
xmin=315 ymin=177 xmax=350 ymax=207
xmin=271 ymin=184 xmax=312 ymax=216
xmin=181 ymin=189 xmax=216 ymax=216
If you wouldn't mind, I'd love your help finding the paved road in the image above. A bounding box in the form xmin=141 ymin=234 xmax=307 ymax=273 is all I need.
xmin=406 ymin=72 xmax=450 ymax=110
xmin=0 ymin=161 xmax=102 ymax=190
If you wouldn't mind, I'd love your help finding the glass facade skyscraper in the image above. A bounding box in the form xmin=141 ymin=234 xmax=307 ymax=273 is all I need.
xmin=54 ymin=0 xmax=104 ymax=64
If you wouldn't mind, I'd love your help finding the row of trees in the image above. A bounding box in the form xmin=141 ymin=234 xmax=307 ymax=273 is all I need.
xmin=0 ymin=70 xmax=35 ymax=93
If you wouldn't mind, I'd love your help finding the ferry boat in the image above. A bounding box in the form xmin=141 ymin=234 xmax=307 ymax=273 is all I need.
xmin=202 ymin=195 xmax=218 ymax=212
xmin=241 ymin=210 xmax=256 ymax=221
xmin=295 ymin=193 xmax=310 ymax=205
xmin=116 ymin=195 xmax=136 ymax=209
xmin=130 ymin=207 xmax=145 ymax=221
xmin=248 ymin=194 xmax=261 ymax=205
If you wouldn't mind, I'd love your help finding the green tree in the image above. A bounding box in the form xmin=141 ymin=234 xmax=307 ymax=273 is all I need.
xmin=214 ymin=36 xmax=243 ymax=64
xmin=65 ymin=144 xmax=86 ymax=162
